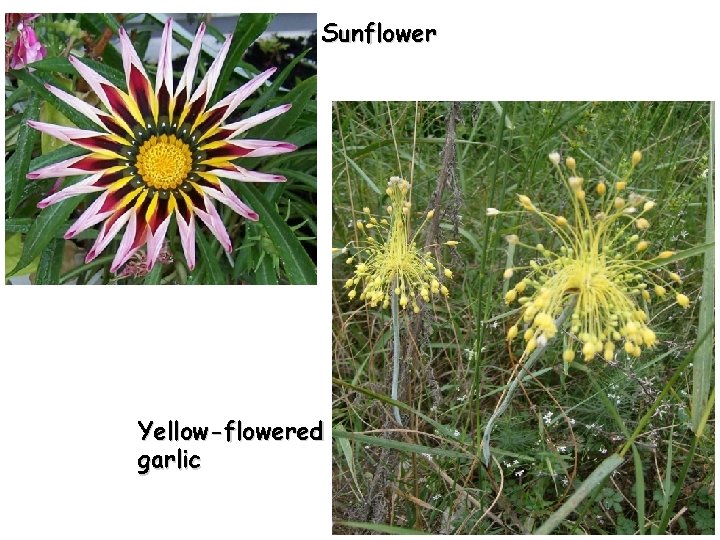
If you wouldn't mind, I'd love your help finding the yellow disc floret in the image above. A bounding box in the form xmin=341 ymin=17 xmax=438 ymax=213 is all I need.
xmin=136 ymin=134 xmax=192 ymax=190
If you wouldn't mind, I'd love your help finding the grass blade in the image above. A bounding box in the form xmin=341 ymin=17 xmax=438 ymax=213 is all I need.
xmin=534 ymin=453 xmax=624 ymax=534
xmin=195 ymin=230 xmax=227 ymax=284
xmin=35 ymin=238 xmax=66 ymax=284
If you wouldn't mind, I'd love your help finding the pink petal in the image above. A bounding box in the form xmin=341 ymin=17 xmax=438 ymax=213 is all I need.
xmin=118 ymin=26 xmax=150 ymax=90
xmin=175 ymin=22 xmax=205 ymax=100
xmin=64 ymin=192 xmax=115 ymax=239
xmin=27 ymin=120 xmax=108 ymax=145
xmin=208 ymin=165 xmax=286 ymax=183
xmin=224 ymin=139 xmax=297 ymax=158
xmin=155 ymin=18 xmax=174 ymax=96
xmin=110 ymin=211 xmax=146 ymax=272
xmin=189 ymin=33 xmax=232 ymax=106
xmin=68 ymin=55 xmax=116 ymax=112
xmin=45 ymin=84 xmax=105 ymax=127
xmin=193 ymin=196 xmax=233 ymax=252
xmin=27 ymin=155 xmax=89 ymax=180
xmin=145 ymin=213 xmax=172 ymax=270
xmin=37 ymin=172 xmax=105 ymax=208
xmin=175 ymin=209 xmax=196 ymax=270
xmin=203 ymin=182 xmax=259 ymax=221
xmin=85 ymin=208 xmax=133 ymax=262
xmin=224 ymin=104 xmax=292 ymax=138
xmin=209 ymin=68 xmax=278 ymax=125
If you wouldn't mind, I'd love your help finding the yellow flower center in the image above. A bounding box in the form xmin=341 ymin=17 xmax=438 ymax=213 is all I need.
xmin=136 ymin=134 xmax=192 ymax=190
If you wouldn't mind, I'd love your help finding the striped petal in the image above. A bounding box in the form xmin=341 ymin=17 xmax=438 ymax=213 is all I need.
xmin=202 ymin=140 xmax=297 ymax=163
xmin=68 ymin=55 xmax=116 ymax=112
xmin=193 ymin=195 xmax=233 ymax=252
xmin=188 ymin=33 xmax=232 ymax=108
xmin=27 ymin=154 xmax=121 ymax=179
xmin=37 ymin=172 xmax=105 ymax=208
xmin=85 ymin=207 xmax=133 ymax=262
xmin=224 ymin=104 xmax=292 ymax=138
xmin=110 ymin=210 xmax=148 ymax=272
xmin=203 ymin=181 xmax=259 ymax=221
xmin=27 ymin=120 xmax=127 ymax=156
xmin=146 ymin=213 xmax=172 ymax=270
xmin=202 ymin=68 xmax=278 ymax=130
xmin=209 ymin=165 xmax=286 ymax=183
xmin=45 ymin=83 xmax=105 ymax=128
xmin=175 ymin=208 xmax=196 ymax=270
xmin=175 ymin=22 xmax=205 ymax=101
xmin=155 ymin=18 xmax=174 ymax=117
xmin=118 ymin=26 xmax=150 ymax=89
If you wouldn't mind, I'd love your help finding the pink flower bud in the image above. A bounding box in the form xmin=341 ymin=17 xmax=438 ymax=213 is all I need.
xmin=9 ymin=22 xmax=46 ymax=70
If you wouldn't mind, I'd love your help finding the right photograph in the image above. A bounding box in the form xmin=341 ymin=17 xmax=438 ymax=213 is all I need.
xmin=332 ymin=102 xmax=714 ymax=534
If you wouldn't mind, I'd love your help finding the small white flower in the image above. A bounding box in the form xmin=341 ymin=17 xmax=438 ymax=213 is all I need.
xmin=558 ymin=445 xmax=567 ymax=453
xmin=599 ymin=447 xmax=607 ymax=454
xmin=486 ymin=207 xmax=501 ymax=216
xmin=548 ymin=151 xmax=561 ymax=166
xmin=453 ymin=429 xmax=460 ymax=438
xmin=515 ymin=469 xmax=525 ymax=478
xmin=561 ymin=477 xmax=569 ymax=486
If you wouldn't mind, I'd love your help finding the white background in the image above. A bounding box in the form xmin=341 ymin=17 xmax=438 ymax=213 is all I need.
xmin=1 ymin=1 xmax=718 ymax=538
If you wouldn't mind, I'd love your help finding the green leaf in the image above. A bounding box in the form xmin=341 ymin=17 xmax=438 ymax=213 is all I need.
xmin=35 ymin=238 xmax=66 ymax=284
xmin=244 ymin=49 xmax=310 ymax=118
xmin=692 ymin=110 xmax=714 ymax=433
xmin=535 ymin=454 xmax=624 ymax=535
xmin=211 ymin=13 xmax=275 ymax=104
xmin=5 ymin=233 xmax=40 ymax=278
xmin=8 ymin=93 xmax=40 ymax=216
xmin=335 ymin=521 xmax=430 ymax=535
xmin=144 ymin=263 xmax=162 ymax=284
xmin=255 ymin=255 xmax=278 ymax=284
xmin=332 ymin=429 xmax=471 ymax=460
xmin=236 ymin=185 xmax=316 ymax=284
xmin=196 ymin=229 xmax=227 ymax=284
xmin=256 ymin=76 xmax=316 ymax=141
xmin=8 ymin=198 xmax=83 ymax=277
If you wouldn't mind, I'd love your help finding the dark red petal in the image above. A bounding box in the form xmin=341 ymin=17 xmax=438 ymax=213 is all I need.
xmin=94 ymin=170 xmax=126 ymax=188
xmin=201 ymin=128 xmax=233 ymax=145
xmin=98 ymin=113 xmax=132 ymax=138
xmin=183 ymin=95 xmax=206 ymax=127
xmin=195 ymin=105 xmax=228 ymax=134
xmin=128 ymin=64 xmax=153 ymax=120
xmin=157 ymin=83 xmax=171 ymax=119
xmin=74 ymin=155 xmax=122 ymax=171
xmin=204 ymin=143 xmax=252 ymax=160
xmin=101 ymin=83 xmax=140 ymax=129
xmin=73 ymin=136 xmax=128 ymax=156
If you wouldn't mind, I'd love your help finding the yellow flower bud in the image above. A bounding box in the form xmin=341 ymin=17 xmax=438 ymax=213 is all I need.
xmin=566 ymin=156 xmax=576 ymax=171
xmin=363 ymin=206 xmax=370 ymax=214
xmin=441 ymin=285 xmax=449 ymax=296
xmin=676 ymin=293 xmax=690 ymax=308
xmin=444 ymin=268 xmax=453 ymax=278
xmin=658 ymin=251 xmax=674 ymax=259
xmin=643 ymin=201 xmax=656 ymax=212
xmin=505 ymin=289 xmax=517 ymax=304
xmin=614 ymin=197 xmax=625 ymax=209
xmin=669 ymin=272 xmax=682 ymax=283
xmin=654 ymin=285 xmax=666 ymax=296
xmin=427 ymin=209 xmax=435 ymax=219
xmin=636 ymin=240 xmax=649 ymax=252
xmin=555 ymin=216 xmax=568 ymax=226
xmin=348 ymin=290 xmax=356 ymax=299
xmin=563 ymin=349 xmax=575 ymax=362
xmin=505 ymin=234 xmax=520 ymax=245
xmin=507 ymin=325 xmax=519 ymax=340
xmin=445 ymin=240 xmax=459 ymax=247
xmin=356 ymin=220 xmax=364 ymax=230
xmin=635 ymin=218 xmax=650 ymax=230
xmin=503 ymin=268 xmax=514 ymax=279
xmin=596 ymin=182 xmax=606 ymax=196
xmin=631 ymin=150 xmax=642 ymax=167
xmin=616 ymin=181 xmax=627 ymax=191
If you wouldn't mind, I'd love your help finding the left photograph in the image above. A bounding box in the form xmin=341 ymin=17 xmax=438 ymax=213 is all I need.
xmin=5 ymin=13 xmax=317 ymax=284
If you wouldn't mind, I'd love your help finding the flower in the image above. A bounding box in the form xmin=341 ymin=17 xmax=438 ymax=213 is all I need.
xmin=8 ymin=20 xmax=46 ymax=69
xmin=500 ymin=150 xmax=687 ymax=361
xmin=26 ymin=18 xmax=296 ymax=272
xmin=342 ymin=176 xmax=454 ymax=312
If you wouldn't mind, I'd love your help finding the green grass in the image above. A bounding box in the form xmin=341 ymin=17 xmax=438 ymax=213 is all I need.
xmin=332 ymin=102 xmax=713 ymax=534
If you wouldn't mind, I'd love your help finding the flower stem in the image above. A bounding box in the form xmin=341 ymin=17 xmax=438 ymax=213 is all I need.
xmin=391 ymin=278 xmax=403 ymax=426
xmin=481 ymin=295 xmax=577 ymax=466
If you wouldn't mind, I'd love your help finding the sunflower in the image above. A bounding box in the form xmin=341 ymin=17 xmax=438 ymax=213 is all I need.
xmin=26 ymin=18 xmax=296 ymax=273
xmin=494 ymin=151 xmax=688 ymax=362
xmin=340 ymin=176 xmax=455 ymax=313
